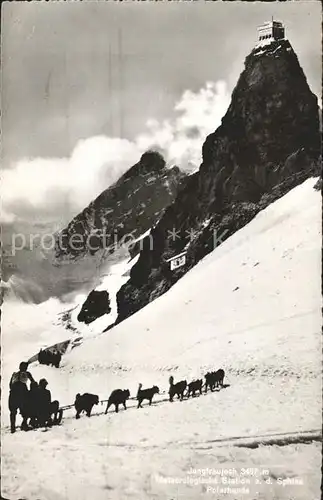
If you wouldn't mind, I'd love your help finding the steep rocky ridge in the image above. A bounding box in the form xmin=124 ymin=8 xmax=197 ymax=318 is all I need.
xmin=55 ymin=151 xmax=186 ymax=261
xmin=116 ymin=39 xmax=321 ymax=323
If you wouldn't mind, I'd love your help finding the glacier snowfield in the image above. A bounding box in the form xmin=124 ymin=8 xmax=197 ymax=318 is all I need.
xmin=1 ymin=178 xmax=322 ymax=500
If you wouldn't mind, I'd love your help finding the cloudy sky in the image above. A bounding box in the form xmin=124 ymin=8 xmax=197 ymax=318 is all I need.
xmin=1 ymin=1 xmax=321 ymax=225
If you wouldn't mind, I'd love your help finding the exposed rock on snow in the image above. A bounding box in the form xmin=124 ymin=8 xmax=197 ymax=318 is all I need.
xmin=77 ymin=290 xmax=111 ymax=325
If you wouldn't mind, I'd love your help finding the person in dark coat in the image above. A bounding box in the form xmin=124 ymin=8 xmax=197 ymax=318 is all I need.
xmin=37 ymin=378 xmax=62 ymax=427
xmin=38 ymin=349 xmax=52 ymax=366
xmin=37 ymin=378 xmax=52 ymax=427
xmin=8 ymin=361 xmax=35 ymax=433
xmin=52 ymin=351 xmax=62 ymax=368
xmin=38 ymin=349 xmax=45 ymax=364
xmin=27 ymin=381 xmax=41 ymax=428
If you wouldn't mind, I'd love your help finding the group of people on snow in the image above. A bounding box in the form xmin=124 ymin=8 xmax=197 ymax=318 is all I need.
xmin=8 ymin=362 xmax=62 ymax=434
xmin=38 ymin=348 xmax=62 ymax=368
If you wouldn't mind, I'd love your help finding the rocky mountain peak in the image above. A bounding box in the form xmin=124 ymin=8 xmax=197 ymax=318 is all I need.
xmin=199 ymin=38 xmax=320 ymax=206
xmin=140 ymin=151 xmax=166 ymax=170
xmin=117 ymin=150 xmax=166 ymax=184
xmin=116 ymin=39 xmax=321 ymax=324
xmin=54 ymin=151 xmax=186 ymax=261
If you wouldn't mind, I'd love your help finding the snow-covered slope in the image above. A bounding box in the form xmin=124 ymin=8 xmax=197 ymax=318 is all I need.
xmin=59 ymin=176 xmax=321 ymax=378
xmin=60 ymin=250 xmax=141 ymax=337
xmin=1 ymin=178 xmax=321 ymax=500
xmin=0 ymin=247 xmax=141 ymax=377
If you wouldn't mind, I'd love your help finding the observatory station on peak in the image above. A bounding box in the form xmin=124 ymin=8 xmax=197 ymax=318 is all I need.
xmin=257 ymin=19 xmax=285 ymax=45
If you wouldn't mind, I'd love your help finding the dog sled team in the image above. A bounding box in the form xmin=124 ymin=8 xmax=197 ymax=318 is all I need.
xmin=8 ymin=361 xmax=225 ymax=433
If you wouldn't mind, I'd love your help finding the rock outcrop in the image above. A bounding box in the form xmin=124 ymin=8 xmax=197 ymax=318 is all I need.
xmin=77 ymin=290 xmax=111 ymax=325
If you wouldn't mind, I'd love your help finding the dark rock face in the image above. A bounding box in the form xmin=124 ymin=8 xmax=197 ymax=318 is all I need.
xmin=77 ymin=290 xmax=111 ymax=324
xmin=116 ymin=39 xmax=321 ymax=323
xmin=55 ymin=151 xmax=186 ymax=260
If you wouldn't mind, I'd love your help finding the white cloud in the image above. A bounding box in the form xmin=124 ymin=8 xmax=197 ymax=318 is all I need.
xmin=1 ymin=81 xmax=230 ymax=224
xmin=1 ymin=138 xmax=139 ymax=223
xmin=137 ymin=80 xmax=230 ymax=169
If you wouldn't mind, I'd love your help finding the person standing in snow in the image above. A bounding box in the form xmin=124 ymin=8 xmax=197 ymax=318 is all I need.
xmin=37 ymin=378 xmax=52 ymax=426
xmin=8 ymin=361 xmax=35 ymax=433
xmin=27 ymin=380 xmax=41 ymax=428
xmin=37 ymin=378 xmax=62 ymax=427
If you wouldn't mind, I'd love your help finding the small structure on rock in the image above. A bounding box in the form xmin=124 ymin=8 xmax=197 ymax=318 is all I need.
xmin=257 ymin=19 xmax=285 ymax=45
xmin=166 ymin=251 xmax=187 ymax=271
